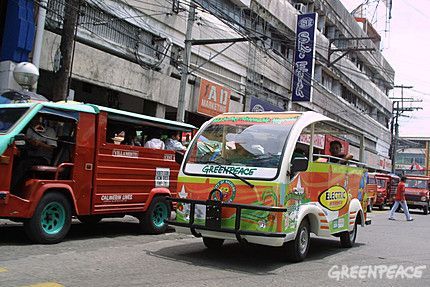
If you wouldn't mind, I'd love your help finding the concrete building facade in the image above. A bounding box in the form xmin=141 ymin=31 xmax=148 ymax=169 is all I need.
xmin=0 ymin=0 xmax=394 ymax=171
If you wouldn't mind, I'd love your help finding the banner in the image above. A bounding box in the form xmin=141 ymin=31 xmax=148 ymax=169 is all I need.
xmin=292 ymin=13 xmax=317 ymax=102
xmin=197 ymin=78 xmax=231 ymax=117
xmin=249 ymin=97 xmax=284 ymax=112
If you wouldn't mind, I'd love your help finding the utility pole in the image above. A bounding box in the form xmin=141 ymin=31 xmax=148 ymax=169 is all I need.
xmin=52 ymin=0 xmax=80 ymax=102
xmin=176 ymin=1 xmax=196 ymax=122
xmin=390 ymin=85 xmax=422 ymax=173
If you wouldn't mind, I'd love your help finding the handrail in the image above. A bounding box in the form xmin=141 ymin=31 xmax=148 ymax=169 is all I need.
xmin=54 ymin=163 xmax=74 ymax=180
xmin=312 ymin=154 xmax=367 ymax=167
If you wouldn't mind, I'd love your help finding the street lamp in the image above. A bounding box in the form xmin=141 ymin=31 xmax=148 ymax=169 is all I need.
xmin=13 ymin=62 xmax=39 ymax=91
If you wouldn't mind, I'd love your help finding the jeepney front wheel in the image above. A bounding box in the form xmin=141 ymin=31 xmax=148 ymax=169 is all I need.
xmin=139 ymin=196 xmax=171 ymax=234
xmin=423 ymin=203 xmax=429 ymax=215
xmin=24 ymin=193 xmax=72 ymax=244
xmin=286 ymin=219 xmax=310 ymax=262
xmin=203 ymin=237 xmax=224 ymax=249
xmin=340 ymin=219 xmax=357 ymax=248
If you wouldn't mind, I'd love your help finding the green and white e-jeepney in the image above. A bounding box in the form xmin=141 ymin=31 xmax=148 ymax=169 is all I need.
xmin=167 ymin=111 xmax=371 ymax=262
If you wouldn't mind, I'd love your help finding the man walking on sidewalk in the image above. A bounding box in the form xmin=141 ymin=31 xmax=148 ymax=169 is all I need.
xmin=388 ymin=176 xmax=413 ymax=221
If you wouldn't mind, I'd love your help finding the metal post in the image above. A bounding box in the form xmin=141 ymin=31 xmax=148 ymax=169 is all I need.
xmin=32 ymin=0 xmax=48 ymax=69
xmin=392 ymin=102 xmax=399 ymax=173
xmin=176 ymin=2 xmax=196 ymax=122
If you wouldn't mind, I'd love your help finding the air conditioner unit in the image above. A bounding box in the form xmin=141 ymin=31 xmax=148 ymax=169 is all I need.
xmin=294 ymin=3 xmax=307 ymax=14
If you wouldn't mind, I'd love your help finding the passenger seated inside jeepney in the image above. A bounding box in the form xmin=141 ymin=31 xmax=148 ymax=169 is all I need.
xmin=317 ymin=140 xmax=353 ymax=163
xmin=124 ymin=128 xmax=141 ymax=146
xmin=144 ymin=129 xmax=165 ymax=149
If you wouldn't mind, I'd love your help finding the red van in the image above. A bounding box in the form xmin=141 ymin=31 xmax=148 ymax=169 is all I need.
xmin=403 ymin=175 xmax=430 ymax=215
xmin=0 ymin=102 xmax=195 ymax=243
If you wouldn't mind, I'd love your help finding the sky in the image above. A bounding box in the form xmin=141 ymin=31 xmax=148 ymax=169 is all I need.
xmin=341 ymin=0 xmax=430 ymax=137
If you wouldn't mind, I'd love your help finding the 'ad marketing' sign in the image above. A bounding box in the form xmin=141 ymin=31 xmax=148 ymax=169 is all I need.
xmin=292 ymin=13 xmax=318 ymax=102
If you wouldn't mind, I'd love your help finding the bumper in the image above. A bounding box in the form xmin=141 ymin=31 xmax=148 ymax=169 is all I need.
xmin=406 ymin=201 xmax=428 ymax=207
xmin=166 ymin=197 xmax=288 ymax=245
xmin=0 ymin=192 xmax=31 ymax=218
xmin=0 ymin=192 xmax=7 ymax=201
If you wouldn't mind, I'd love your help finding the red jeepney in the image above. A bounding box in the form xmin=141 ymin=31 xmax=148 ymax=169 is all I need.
xmin=372 ymin=173 xmax=399 ymax=210
xmin=403 ymin=175 xmax=430 ymax=215
xmin=0 ymin=102 xmax=195 ymax=243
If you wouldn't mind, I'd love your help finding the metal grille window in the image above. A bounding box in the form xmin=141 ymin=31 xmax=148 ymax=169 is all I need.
xmin=46 ymin=0 xmax=165 ymax=67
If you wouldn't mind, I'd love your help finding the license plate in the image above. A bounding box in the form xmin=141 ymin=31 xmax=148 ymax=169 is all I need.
xmin=407 ymin=201 xmax=415 ymax=205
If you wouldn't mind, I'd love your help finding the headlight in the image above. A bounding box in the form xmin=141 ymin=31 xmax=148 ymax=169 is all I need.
xmin=421 ymin=196 xmax=427 ymax=202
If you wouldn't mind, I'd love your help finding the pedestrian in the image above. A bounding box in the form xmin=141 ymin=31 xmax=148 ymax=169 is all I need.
xmin=388 ymin=176 xmax=413 ymax=221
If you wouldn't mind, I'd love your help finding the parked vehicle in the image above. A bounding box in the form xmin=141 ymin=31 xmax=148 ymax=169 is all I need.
xmin=403 ymin=175 xmax=430 ymax=215
xmin=167 ymin=111 xmax=371 ymax=262
xmin=373 ymin=173 xmax=399 ymax=210
xmin=366 ymin=173 xmax=377 ymax=212
xmin=0 ymin=102 xmax=195 ymax=243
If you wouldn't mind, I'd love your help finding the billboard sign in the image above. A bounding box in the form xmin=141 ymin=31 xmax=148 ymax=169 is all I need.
xmin=197 ymin=78 xmax=231 ymax=117
xmin=292 ymin=13 xmax=318 ymax=102
xmin=249 ymin=97 xmax=284 ymax=112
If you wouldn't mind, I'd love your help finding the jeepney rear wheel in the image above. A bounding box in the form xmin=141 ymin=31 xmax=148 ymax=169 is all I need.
xmin=24 ymin=192 xmax=72 ymax=244
xmin=139 ymin=196 xmax=171 ymax=234
xmin=203 ymin=237 xmax=224 ymax=249
xmin=286 ymin=219 xmax=310 ymax=262
xmin=340 ymin=219 xmax=357 ymax=248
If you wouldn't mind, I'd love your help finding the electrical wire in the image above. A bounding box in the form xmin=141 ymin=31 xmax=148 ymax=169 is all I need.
xmin=30 ymin=0 xmax=395 ymax=126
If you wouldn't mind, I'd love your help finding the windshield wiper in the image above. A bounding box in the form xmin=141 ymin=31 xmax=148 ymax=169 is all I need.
xmin=202 ymin=160 xmax=255 ymax=188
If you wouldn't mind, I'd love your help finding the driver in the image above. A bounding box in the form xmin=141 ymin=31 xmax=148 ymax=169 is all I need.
xmin=11 ymin=116 xmax=57 ymax=190
xmin=26 ymin=116 xmax=57 ymax=164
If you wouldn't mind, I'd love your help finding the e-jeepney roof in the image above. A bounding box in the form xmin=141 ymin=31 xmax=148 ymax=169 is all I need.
xmin=214 ymin=111 xmax=363 ymax=136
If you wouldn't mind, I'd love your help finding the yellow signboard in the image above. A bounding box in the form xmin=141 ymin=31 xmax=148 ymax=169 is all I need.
xmin=318 ymin=185 xmax=348 ymax=211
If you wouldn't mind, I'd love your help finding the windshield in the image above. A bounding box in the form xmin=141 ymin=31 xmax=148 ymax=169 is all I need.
xmin=405 ymin=179 xmax=428 ymax=189
xmin=376 ymin=178 xmax=386 ymax=188
xmin=184 ymin=114 xmax=300 ymax=179
xmin=0 ymin=107 xmax=28 ymax=133
xmin=368 ymin=176 xmax=376 ymax=184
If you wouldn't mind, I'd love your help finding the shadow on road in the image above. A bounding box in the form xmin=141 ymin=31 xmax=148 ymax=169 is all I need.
xmin=0 ymin=219 xmax=176 ymax=245
xmin=150 ymin=237 xmax=365 ymax=275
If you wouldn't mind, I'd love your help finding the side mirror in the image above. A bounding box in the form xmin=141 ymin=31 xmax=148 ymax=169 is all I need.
xmin=175 ymin=151 xmax=184 ymax=165
xmin=13 ymin=133 xmax=26 ymax=146
xmin=291 ymin=157 xmax=308 ymax=173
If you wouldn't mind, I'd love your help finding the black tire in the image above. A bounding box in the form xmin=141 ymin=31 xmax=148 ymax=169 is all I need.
xmin=379 ymin=203 xmax=385 ymax=211
xmin=340 ymin=219 xmax=357 ymax=248
xmin=139 ymin=196 xmax=171 ymax=234
xmin=203 ymin=237 xmax=224 ymax=249
xmin=286 ymin=219 xmax=310 ymax=262
xmin=367 ymin=202 xmax=373 ymax=213
xmin=24 ymin=193 xmax=72 ymax=244
xmin=423 ymin=204 xmax=429 ymax=215
xmin=77 ymin=215 xmax=102 ymax=225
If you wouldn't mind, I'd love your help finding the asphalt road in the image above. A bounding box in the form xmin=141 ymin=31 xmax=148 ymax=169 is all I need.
xmin=1 ymin=209 xmax=429 ymax=287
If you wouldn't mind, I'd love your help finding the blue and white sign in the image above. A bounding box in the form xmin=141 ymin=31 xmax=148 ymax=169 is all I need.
xmin=250 ymin=97 xmax=284 ymax=112
xmin=292 ymin=13 xmax=318 ymax=102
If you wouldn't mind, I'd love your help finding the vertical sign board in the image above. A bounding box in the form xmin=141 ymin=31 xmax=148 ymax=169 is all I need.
xmin=197 ymin=78 xmax=231 ymax=117
xmin=250 ymin=97 xmax=284 ymax=112
xmin=292 ymin=13 xmax=318 ymax=102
